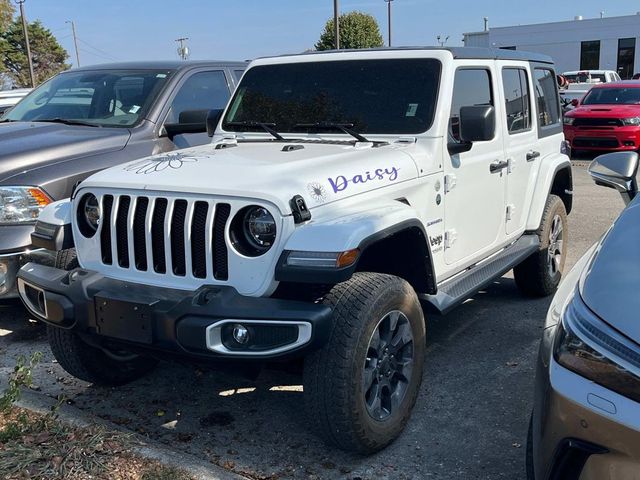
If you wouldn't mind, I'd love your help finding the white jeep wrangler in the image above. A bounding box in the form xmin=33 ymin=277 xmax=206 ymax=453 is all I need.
xmin=18 ymin=47 xmax=572 ymax=454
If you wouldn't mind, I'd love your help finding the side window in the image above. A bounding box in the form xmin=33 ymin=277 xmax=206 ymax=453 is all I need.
xmin=449 ymin=68 xmax=493 ymax=142
xmin=233 ymin=70 xmax=245 ymax=82
xmin=501 ymin=68 xmax=531 ymax=134
xmin=166 ymin=70 xmax=229 ymax=124
xmin=533 ymin=68 xmax=560 ymax=128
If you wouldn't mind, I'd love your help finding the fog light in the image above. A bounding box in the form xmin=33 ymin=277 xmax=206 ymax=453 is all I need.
xmin=232 ymin=324 xmax=249 ymax=345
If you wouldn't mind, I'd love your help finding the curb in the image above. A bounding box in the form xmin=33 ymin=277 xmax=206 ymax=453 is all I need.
xmin=11 ymin=386 xmax=248 ymax=480
xmin=571 ymin=160 xmax=591 ymax=168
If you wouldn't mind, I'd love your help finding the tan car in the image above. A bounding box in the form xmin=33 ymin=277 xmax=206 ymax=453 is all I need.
xmin=528 ymin=151 xmax=640 ymax=479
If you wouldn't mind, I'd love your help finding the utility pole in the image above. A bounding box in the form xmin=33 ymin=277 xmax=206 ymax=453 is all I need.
xmin=175 ymin=37 xmax=190 ymax=60
xmin=66 ymin=20 xmax=80 ymax=67
xmin=15 ymin=0 xmax=35 ymax=88
xmin=384 ymin=0 xmax=394 ymax=47
xmin=333 ymin=0 xmax=339 ymax=49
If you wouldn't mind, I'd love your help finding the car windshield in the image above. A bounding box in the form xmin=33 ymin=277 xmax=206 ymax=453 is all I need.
xmin=222 ymin=58 xmax=442 ymax=135
xmin=1 ymin=69 xmax=174 ymax=127
xmin=581 ymin=87 xmax=640 ymax=105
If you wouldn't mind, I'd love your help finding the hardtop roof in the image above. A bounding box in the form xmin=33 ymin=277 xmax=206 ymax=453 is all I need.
xmin=67 ymin=60 xmax=248 ymax=73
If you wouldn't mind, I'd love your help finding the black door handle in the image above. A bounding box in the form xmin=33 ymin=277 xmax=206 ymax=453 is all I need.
xmin=526 ymin=150 xmax=540 ymax=161
xmin=490 ymin=160 xmax=509 ymax=173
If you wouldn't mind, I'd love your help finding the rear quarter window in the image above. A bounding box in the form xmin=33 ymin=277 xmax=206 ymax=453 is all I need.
xmin=533 ymin=68 xmax=560 ymax=128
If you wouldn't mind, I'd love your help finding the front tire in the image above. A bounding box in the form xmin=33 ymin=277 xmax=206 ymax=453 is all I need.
xmin=514 ymin=194 xmax=567 ymax=297
xmin=48 ymin=248 xmax=157 ymax=386
xmin=303 ymin=272 xmax=426 ymax=454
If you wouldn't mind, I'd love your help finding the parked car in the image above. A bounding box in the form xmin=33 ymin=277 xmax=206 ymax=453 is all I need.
xmin=0 ymin=88 xmax=31 ymax=115
xmin=562 ymin=70 xmax=621 ymax=84
xmin=17 ymin=47 xmax=572 ymax=453
xmin=527 ymin=150 xmax=640 ymax=480
xmin=0 ymin=60 xmax=245 ymax=299
xmin=563 ymin=81 xmax=640 ymax=153
xmin=559 ymin=89 xmax=586 ymax=114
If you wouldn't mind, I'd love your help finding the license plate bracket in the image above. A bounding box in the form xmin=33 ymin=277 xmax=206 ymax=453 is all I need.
xmin=94 ymin=294 xmax=155 ymax=344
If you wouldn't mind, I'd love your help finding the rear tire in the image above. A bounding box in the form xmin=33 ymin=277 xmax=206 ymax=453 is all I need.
xmin=303 ymin=272 xmax=426 ymax=454
xmin=48 ymin=248 xmax=157 ymax=386
xmin=526 ymin=412 xmax=535 ymax=480
xmin=514 ymin=195 xmax=567 ymax=297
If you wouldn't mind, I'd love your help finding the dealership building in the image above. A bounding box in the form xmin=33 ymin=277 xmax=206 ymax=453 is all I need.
xmin=463 ymin=13 xmax=640 ymax=78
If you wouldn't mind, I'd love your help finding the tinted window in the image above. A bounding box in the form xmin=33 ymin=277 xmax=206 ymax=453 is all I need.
xmin=166 ymin=70 xmax=230 ymax=124
xmin=502 ymin=68 xmax=531 ymax=134
xmin=449 ymin=68 xmax=493 ymax=141
xmin=533 ymin=68 xmax=560 ymax=127
xmin=3 ymin=69 xmax=173 ymax=127
xmin=223 ymin=59 xmax=442 ymax=135
xmin=581 ymin=41 xmax=600 ymax=70
xmin=582 ymin=87 xmax=640 ymax=105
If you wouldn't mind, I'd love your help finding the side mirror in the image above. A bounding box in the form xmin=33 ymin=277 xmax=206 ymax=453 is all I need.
xmin=447 ymin=105 xmax=495 ymax=155
xmin=459 ymin=105 xmax=495 ymax=143
xmin=206 ymin=109 xmax=223 ymax=137
xmin=571 ymin=98 xmax=580 ymax=107
xmin=163 ymin=109 xmax=209 ymax=140
xmin=589 ymin=151 xmax=639 ymax=205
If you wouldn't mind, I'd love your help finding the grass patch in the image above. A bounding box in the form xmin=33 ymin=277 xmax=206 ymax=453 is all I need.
xmin=0 ymin=354 xmax=194 ymax=480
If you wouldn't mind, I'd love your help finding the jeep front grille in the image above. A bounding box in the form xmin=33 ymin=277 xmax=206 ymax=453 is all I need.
xmin=99 ymin=194 xmax=231 ymax=280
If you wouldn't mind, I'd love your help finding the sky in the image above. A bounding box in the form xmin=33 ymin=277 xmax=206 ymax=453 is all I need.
xmin=20 ymin=0 xmax=640 ymax=67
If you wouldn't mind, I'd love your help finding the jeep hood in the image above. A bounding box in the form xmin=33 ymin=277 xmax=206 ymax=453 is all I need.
xmin=81 ymin=140 xmax=425 ymax=215
xmin=581 ymin=198 xmax=640 ymax=343
xmin=0 ymin=122 xmax=130 ymax=184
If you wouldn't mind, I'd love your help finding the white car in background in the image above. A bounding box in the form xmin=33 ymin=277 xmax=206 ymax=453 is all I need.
xmin=0 ymin=88 xmax=32 ymax=115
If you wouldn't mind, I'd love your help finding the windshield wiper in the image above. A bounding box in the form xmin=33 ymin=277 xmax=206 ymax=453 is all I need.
xmin=36 ymin=118 xmax=101 ymax=128
xmin=293 ymin=122 xmax=369 ymax=143
xmin=225 ymin=121 xmax=283 ymax=140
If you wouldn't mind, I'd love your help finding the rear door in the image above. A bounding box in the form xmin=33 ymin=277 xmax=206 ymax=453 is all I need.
xmin=444 ymin=64 xmax=506 ymax=266
xmin=498 ymin=62 xmax=539 ymax=236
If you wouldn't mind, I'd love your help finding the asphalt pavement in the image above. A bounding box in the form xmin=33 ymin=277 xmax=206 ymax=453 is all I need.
xmin=0 ymin=163 xmax=624 ymax=479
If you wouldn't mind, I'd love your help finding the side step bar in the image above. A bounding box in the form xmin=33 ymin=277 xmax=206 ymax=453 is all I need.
xmin=422 ymin=234 xmax=540 ymax=315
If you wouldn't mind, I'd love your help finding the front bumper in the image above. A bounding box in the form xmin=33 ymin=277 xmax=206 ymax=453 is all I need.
xmin=17 ymin=262 xmax=333 ymax=360
xmin=531 ymin=326 xmax=640 ymax=480
xmin=564 ymin=125 xmax=640 ymax=151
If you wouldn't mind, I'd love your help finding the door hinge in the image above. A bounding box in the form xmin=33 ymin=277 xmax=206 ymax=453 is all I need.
xmin=444 ymin=229 xmax=458 ymax=248
xmin=506 ymin=204 xmax=515 ymax=221
xmin=444 ymin=174 xmax=457 ymax=193
xmin=507 ymin=158 xmax=514 ymax=174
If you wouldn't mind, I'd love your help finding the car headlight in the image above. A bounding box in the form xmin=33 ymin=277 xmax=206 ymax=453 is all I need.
xmin=230 ymin=206 xmax=276 ymax=256
xmin=76 ymin=193 xmax=100 ymax=237
xmin=621 ymin=117 xmax=640 ymax=126
xmin=563 ymin=116 xmax=575 ymax=126
xmin=0 ymin=186 xmax=52 ymax=224
xmin=554 ymin=293 xmax=640 ymax=403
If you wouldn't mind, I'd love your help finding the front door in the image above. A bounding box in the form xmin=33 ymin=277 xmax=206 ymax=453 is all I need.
xmin=498 ymin=63 xmax=539 ymax=236
xmin=444 ymin=65 xmax=506 ymax=266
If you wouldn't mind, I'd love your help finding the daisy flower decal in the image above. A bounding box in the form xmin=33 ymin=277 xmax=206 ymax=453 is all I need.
xmin=307 ymin=182 xmax=328 ymax=202
xmin=124 ymin=152 xmax=198 ymax=174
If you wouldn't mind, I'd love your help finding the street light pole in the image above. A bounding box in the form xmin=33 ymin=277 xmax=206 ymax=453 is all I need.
xmin=15 ymin=0 xmax=35 ymax=87
xmin=384 ymin=0 xmax=394 ymax=47
xmin=333 ymin=0 xmax=339 ymax=49
xmin=66 ymin=20 xmax=80 ymax=67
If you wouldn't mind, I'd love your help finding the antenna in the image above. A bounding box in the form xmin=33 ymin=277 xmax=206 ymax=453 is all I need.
xmin=175 ymin=37 xmax=190 ymax=61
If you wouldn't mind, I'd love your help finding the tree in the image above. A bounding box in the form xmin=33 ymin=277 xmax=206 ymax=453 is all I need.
xmin=0 ymin=0 xmax=14 ymax=32
xmin=315 ymin=11 xmax=384 ymax=51
xmin=2 ymin=17 xmax=69 ymax=87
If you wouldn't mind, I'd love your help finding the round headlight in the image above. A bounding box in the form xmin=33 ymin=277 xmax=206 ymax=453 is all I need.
xmin=77 ymin=193 xmax=100 ymax=237
xmin=230 ymin=206 xmax=277 ymax=256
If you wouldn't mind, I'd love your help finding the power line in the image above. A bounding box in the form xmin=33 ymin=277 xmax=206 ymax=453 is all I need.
xmin=76 ymin=37 xmax=119 ymax=61
xmin=77 ymin=48 xmax=117 ymax=63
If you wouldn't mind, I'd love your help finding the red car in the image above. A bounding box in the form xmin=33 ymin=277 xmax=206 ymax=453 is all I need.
xmin=563 ymin=81 xmax=640 ymax=152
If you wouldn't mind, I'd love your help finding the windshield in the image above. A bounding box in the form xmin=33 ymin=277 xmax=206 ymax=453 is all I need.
xmin=223 ymin=59 xmax=441 ymax=135
xmin=2 ymin=69 xmax=174 ymax=127
xmin=581 ymin=87 xmax=640 ymax=105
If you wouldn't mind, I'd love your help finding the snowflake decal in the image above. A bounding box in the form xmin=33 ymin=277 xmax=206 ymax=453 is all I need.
xmin=307 ymin=182 xmax=328 ymax=202
xmin=124 ymin=152 xmax=198 ymax=174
